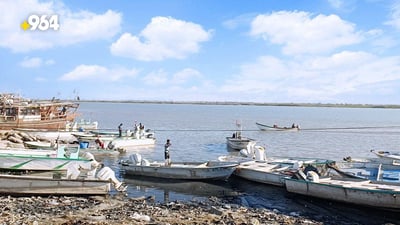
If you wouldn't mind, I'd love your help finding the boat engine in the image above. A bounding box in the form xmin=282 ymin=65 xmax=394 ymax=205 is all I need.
xmin=129 ymin=153 xmax=142 ymax=165
xmin=97 ymin=166 xmax=127 ymax=192
xmin=306 ymin=171 xmax=320 ymax=182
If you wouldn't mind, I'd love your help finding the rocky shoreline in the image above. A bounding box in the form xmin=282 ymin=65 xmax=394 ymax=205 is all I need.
xmin=0 ymin=194 xmax=342 ymax=225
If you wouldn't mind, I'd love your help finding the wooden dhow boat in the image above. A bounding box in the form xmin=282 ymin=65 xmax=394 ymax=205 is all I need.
xmin=0 ymin=93 xmax=79 ymax=130
xmin=120 ymin=153 xmax=238 ymax=181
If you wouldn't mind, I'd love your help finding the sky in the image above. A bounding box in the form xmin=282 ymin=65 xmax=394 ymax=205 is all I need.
xmin=1 ymin=0 xmax=400 ymax=104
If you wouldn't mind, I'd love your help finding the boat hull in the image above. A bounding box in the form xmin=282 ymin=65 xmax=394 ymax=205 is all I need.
xmin=122 ymin=161 xmax=237 ymax=180
xmin=285 ymin=178 xmax=400 ymax=210
xmin=235 ymin=159 xmax=332 ymax=186
xmin=0 ymin=155 xmax=93 ymax=171
xmin=256 ymin=122 xmax=299 ymax=131
xmin=0 ymin=174 xmax=110 ymax=195
xmin=226 ymin=137 xmax=256 ymax=150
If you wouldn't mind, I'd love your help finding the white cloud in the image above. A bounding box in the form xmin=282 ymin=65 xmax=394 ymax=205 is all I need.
xmin=142 ymin=69 xmax=169 ymax=85
xmin=172 ymin=68 xmax=202 ymax=84
xmin=328 ymin=0 xmax=344 ymax=9
xmin=60 ymin=64 xmax=138 ymax=81
xmin=110 ymin=16 xmax=212 ymax=61
xmin=220 ymin=51 xmax=400 ymax=103
xmin=385 ymin=2 xmax=400 ymax=30
xmin=19 ymin=57 xmax=55 ymax=68
xmin=0 ymin=0 xmax=121 ymax=53
xmin=250 ymin=11 xmax=362 ymax=55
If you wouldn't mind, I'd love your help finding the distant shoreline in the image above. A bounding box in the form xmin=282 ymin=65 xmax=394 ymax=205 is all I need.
xmin=72 ymin=100 xmax=400 ymax=109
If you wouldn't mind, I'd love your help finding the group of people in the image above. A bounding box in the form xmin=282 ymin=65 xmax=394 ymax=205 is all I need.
xmin=117 ymin=122 xmax=146 ymax=138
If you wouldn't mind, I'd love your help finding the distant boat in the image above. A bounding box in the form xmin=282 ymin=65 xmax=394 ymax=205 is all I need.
xmin=121 ymin=153 xmax=238 ymax=181
xmin=370 ymin=150 xmax=400 ymax=164
xmin=285 ymin=171 xmax=400 ymax=210
xmin=226 ymin=136 xmax=257 ymax=150
xmin=255 ymin=122 xmax=300 ymax=131
xmin=0 ymin=93 xmax=79 ymax=130
xmin=226 ymin=121 xmax=257 ymax=150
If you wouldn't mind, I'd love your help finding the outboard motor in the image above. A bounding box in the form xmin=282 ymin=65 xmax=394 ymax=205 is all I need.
xmin=239 ymin=148 xmax=250 ymax=157
xmin=254 ymin=146 xmax=266 ymax=161
xmin=97 ymin=166 xmax=127 ymax=191
xmin=66 ymin=162 xmax=81 ymax=179
xmin=141 ymin=158 xmax=150 ymax=166
xmin=129 ymin=153 xmax=142 ymax=165
xmin=306 ymin=171 xmax=320 ymax=182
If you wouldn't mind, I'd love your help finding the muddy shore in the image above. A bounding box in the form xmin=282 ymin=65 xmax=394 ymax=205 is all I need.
xmin=0 ymin=194 xmax=359 ymax=225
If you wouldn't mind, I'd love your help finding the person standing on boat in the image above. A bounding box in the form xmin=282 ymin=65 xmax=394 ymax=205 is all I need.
xmin=118 ymin=123 xmax=123 ymax=137
xmin=164 ymin=139 xmax=171 ymax=166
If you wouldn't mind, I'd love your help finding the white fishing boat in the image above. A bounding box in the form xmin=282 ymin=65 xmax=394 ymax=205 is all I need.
xmin=370 ymin=150 xmax=400 ymax=164
xmin=328 ymin=161 xmax=400 ymax=182
xmin=230 ymin=145 xmax=333 ymax=186
xmin=0 ymin=146 xmax=98 ymax=171
xmin=255 ymin=122 xmax=300 ymax=131
xmin=285 ymin=171 xmax=400 ymax=210
xmin=226 ymin=136 xmax=257 ymax=150
xmin=72 ymin=131 xmax=156 ymax=150
xmin=226 ymin=121 xmax=257 ymax=150
xmin=120 ymin=153 xmax=238 ymax=180
xmin=0 ymin=164 xmax=126 ymax=195
xmin=24 ymin=140 xmax=57 ymax=150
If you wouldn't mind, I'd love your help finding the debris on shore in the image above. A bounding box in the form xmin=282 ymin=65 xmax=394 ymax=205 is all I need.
xmin=0 ymin=194 xmax=359 ymax=225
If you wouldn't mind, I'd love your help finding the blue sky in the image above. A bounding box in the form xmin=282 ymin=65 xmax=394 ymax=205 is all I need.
xmin=1 ymin=0 xmax=400 ymax=104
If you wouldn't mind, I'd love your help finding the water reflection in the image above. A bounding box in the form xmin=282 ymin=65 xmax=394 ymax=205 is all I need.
xmin=123 ymin=175 xmax=239 ymax=203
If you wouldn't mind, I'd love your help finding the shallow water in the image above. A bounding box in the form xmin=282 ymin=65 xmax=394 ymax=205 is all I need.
xmin=78 ymin=102 xmax=400 ymax=224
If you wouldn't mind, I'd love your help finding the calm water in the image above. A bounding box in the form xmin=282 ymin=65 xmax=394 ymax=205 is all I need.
xmin=78 ymin=102 xmax=400 ymax=224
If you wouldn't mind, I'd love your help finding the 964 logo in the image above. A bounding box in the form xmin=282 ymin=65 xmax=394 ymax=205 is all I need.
xmin=21 ymin=14 xmax=60 ymax=31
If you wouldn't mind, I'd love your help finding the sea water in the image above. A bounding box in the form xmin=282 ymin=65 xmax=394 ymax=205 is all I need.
xmin=77 ymin=102 xmax=400 ymax=224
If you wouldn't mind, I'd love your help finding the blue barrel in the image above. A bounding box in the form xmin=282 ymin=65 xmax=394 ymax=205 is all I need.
xmin=79 ymin=142 xmax=89 ymax=149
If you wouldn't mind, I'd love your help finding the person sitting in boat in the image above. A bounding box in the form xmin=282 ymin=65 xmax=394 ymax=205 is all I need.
xmin=273 ymin=124 xmax=278 ymax=128
xmin=95 ymin=137 xmax=105 ymax=149
xmin=292 ymin=123 xmax=296 ymax=128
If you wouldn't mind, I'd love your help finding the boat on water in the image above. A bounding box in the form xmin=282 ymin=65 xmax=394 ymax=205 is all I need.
xmin=120 ymin=153 xmax=238 ymax=181
xmin=285 ymin=171 xmax=400 ymax=210
xmin=24 ymin=141 xmax=121 ymax=156
xmin=328 ymin=161 xmax=400 ymax=182
xmin=255 ymin=122 xmax=300 ymax=131
xmin=226 ymin=122 xmax=256 ymax=150
xmin=0 ymin=93 xmax=79 ymax=130
xmin=72 ymin=131 xmax=156 ymax=150
xmin=370 ymin=150 xmax=400 ymax=164
xmin=226 ymin=145 xmax=333 ymax=186
xmin=226 ymin=135 xmax=257 ymax=150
